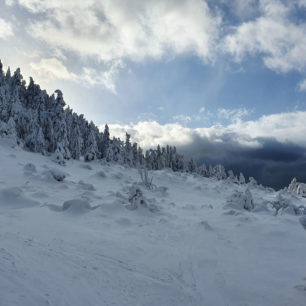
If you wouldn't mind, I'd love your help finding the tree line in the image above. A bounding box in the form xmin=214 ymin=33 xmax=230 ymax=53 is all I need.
xmin=0 ymin=61 xmax=247 ymax=184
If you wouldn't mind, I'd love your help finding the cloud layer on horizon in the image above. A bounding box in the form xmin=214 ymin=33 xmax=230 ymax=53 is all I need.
xmin=107 ymin=111 xmax=306 ymax=188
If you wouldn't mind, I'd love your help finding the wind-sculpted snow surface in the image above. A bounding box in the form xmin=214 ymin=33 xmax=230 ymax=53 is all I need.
xmin=1 ymin=139 xmax=306 ymax=306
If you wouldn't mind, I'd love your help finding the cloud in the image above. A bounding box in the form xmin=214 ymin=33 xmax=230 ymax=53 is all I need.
xmin=16 ymin=0 xmax=221 ymax=63
xmin=199 ymin=107 xmax=205 ymax=113
xmin=173 ymin=114 xmax=192 ymax=125
xmin=30 ymin=58 xmax=77 ymax=81
xmin=107 ymin=111 xmax=306 ymax=188
xmin=29 ymin=58 xmax=122 ymax=92
xmin=108 ymin=121 xmax=194 ymax=149
xmin=217 ymin=107 xmax=251 ymax=123
xmin=227 ymin=111 xmax=306 ymax=146
xmin=7 ymin=0 xmax=306 ymax=90
xmin=81 ymin=60 xmax=124 ymax=93
xmin=224 ymin=0 xmax=306 ymax=73
xmin=298 ymin=79 xmax=306 ymax=91
xmin=0 ymin=18 xmax=13 ymax=39
xmin=108 ymin=111 xmax=306 ymax=150
xmin=4 ymin=0 xmax=15 ymax=6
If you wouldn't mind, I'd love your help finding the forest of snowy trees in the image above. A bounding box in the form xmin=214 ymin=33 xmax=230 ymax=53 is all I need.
xmin=0 ymin=61 xmax=248 ymax=183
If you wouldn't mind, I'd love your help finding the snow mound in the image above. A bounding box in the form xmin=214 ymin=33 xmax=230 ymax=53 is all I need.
xmin=80 ymin=164 xmax=93 ymax=170
xmin=0 ymin=187 xmax=39 ymax=209
xmin=43 ymin=168 xmax=67 ymax=182
xmin=299 ymin=216 xmax=306 ymax=231
xmin=78 ymin=180 xmax=96 ymax=191
xmin=225 ymin=188 xmax=254 ymax=211
xmin=198 ymin=220 xmax=213 ymax=231
xmin=154 ymin=186 xmax=168 ymax=197
xmin=95 ymin=170 xmax=107 ymax=178
xmin=62 ymin=199 xmax=93 ymax=214
xmin=23 ymin=163 xmax=37 ymax=174
xmin=269 ymin=194 xmax=306 ymax=215
xmin=252 ymin=200 xmax=270 ymax=213
xmin=112 ymin=172 xmax=123 ymax=180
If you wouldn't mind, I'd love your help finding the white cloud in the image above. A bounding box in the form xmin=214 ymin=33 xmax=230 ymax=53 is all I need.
xmin=227 ymin=111 xmax=306 ymax=146
xmin=173 ymin=114 xmax=192 ymax=125
xmin=30 ymin=58 xmax=122 ymax=92
xmin=199 ymin=107 xmax=205 ymax=113
xmin=224 ymin=0 xmax=306 ymax=73
xmin=5 ymin=0 xmax=15 ymax=5
xmin=107 ymin=111 xmax=306 ymax=150
xmin=81 ymin=60 xmax=124 ymax=93
xmin=298 ymin=79 xmax=306 ymax=91
xmin=298 ymin=0 xmax=306 ymax=7
xmin=9 ymin=0 xmax=306 ymax=91
xmin=16 ymin=0 xmax=221 ymax=63
xmin=108 ymin=121 xmax=194 ymax=149
xmin=30 ymin=58 xmax=77 ymax=81
xmin=0 ymin=18 xmax=13 ymax=39
xmin=217 ymin=107 xmax=251 ymax=123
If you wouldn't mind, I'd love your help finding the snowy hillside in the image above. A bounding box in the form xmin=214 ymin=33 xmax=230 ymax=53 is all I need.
xmin=1 ymin=138 xmax=306 ymax=306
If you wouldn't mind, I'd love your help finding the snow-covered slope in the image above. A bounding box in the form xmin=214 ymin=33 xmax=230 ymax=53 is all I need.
xmin=1 ymin=138 xmax=306 ymax=306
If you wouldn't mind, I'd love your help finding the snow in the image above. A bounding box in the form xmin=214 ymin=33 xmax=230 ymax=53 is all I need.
xmin=1 ymin=139 xmax=306 ymax=306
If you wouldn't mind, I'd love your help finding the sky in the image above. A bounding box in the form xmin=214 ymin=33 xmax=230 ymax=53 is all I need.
xmin=1 ymin=0 xmax=306 ymax=188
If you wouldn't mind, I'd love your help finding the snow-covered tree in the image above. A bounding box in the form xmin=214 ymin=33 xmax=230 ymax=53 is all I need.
xmin=84 ymin=129 xmax=98 ymax=161
xmin=187 ymin=158 xmax=197 ymax=173
xmin=239 ymin=172 xmax=246 ymax=184
xmin=248 ymin=177 xmax=257 ymax=186
xmin=0 ymin=61 xmax=239 ymax=182
xmin=212 ymin=165 xmax=227 ymax=180
xmin=227 ymin=170 xmax=238 ymax=183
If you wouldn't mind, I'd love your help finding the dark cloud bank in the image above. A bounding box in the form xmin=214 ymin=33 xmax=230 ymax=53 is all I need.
xmin=178 ymin=133 xmax=306 ymax=190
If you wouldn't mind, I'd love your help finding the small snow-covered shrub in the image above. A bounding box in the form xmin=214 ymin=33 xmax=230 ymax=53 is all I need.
xmin=127 ymin=184 xmax=158 ymax=212
xmin=225 ymin=188 xmax=254 ymax=211
xmin=84 ymin=151 xmax=96 ymax=162
xmin=270 ymin=194 xmax=306 ymax=216
xmin=138 ymin=168 xmax=156 ymax=190
xmin=52 ymin=148 xmax=65 ymax=165
xmin=128 ymin=186 xmax=146 ymax=210
xmin=49 ymin=169 xmax=66 ymax=182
